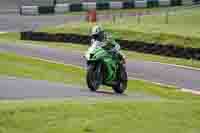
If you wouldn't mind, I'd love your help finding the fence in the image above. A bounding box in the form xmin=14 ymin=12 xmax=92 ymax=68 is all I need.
xmin=101 ymin=4 xmax=200 ymax=25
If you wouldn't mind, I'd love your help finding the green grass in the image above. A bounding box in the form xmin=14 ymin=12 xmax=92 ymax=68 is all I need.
xmin=1 ymin=32 xmax=200 ymax=69
xmin=0 ymin=52 xmax=85 ymax=86
xmin=0 ymin=52 xmax=200 ymax=133
xmin=0 ymin=100 xmax=200 ymax=133
xmin=39 ymin=7 xmax=200 ymax=48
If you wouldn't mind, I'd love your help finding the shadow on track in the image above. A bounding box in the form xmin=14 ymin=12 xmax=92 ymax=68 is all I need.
xmin=93 ymin=90 xmax=127 ymax=96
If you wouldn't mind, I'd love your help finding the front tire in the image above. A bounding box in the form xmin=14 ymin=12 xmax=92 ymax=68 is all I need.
xmin=112 ymin=65 xmax=128 ymax=94
xmin=86 ymin=64 xmax=102 ymax=92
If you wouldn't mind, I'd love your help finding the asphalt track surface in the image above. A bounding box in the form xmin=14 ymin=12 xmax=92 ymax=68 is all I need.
xmin=0 ymin=43 xmax=200 ymax=92
xmin=0 ymin=76 xmax=161 ymax=100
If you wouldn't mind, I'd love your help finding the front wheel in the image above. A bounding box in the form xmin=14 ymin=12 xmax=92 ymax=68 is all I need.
xmin=112 ymin=65 xmax=128 ymax=94
xmin=86 ymin=64 xmax=102 ymax=92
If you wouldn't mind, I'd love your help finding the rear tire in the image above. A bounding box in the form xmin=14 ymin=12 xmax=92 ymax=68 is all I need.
xmin=86 ymin=64 xmax=101 ymax=92
xmin=112 ymin=65 xmax=127 ymax=94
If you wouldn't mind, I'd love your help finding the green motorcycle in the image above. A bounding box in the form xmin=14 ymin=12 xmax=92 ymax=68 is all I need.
xmin=85 ymin=45 xmax=127 ymax=94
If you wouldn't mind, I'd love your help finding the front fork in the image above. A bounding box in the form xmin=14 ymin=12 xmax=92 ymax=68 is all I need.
xmin=87 ymin=62 xmax=103 ymax=85
xmin=96 ymin=63 xmax=102 ymax=85
xmin=104 ymin=62 xmax=115 ymax=82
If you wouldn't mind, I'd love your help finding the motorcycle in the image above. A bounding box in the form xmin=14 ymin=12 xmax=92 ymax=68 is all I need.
xmin=85 ymin=44 xmax=127 ymax=94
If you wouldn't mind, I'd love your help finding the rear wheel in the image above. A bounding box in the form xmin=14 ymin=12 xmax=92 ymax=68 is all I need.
xmin=112 ymin=65 xmax=127 ymax=94
xmin=86 ymin=64 xmax=102 ymax=92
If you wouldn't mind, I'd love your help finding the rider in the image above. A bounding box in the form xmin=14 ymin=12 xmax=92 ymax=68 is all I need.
xmin=90 ymin=25 xmax=125 ymax=62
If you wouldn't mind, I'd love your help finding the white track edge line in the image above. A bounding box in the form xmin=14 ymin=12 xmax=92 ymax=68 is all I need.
xmin=140 ymin=60 xmax=200 ymax=71
xmin=0 ymin=32 xmax=8 ymax=34
xmin=29 ymin=56 xmax=84 ymax=69
xmin=129 ymin=77 xmax=200 ymax=95
xmin=17 ymin=42 xmax=200 ymax=71
xmin=28 ymin=56 xmax=200 ymax=95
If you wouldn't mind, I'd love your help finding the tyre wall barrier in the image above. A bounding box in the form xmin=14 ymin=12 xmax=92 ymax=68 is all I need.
xmin=20 ymin=6 xmax=38 ymax=15
xmin=135 ymin=0 xmax=147 ymax=8
xmin=193 ymin=0 xmax=200 ymax=4
xmin=55 ymin=3 xmax=70 ymax=14
xmin=182 ymin=0 xmax=194 ymax=5
xmin=82 ymin=2 xmax=96 ymax=10
xmin=110 ymin=1 xmax=123 ymax=9
xmin=159 ymin=0 xmax=170 ymax=6
xmin=147 ymin=0 xmax=159 ymax=8
xmin=122 ymin=1 xmax=135 ymax=8
xmin=69 ymin=3 xmax=83 ymax=11
xmin=20 ymin=31 xmax=200 ymax=60
xmin=21 ymin=0 xmax=55 ymax=6
xmin=170 ymin=0 xmax=182 ymax=6
xmin=20 ymin=0 xmax=197 ymax=15
xmin=38 ymin=6 xmax=55 ymax=14
xmin=96 ymin=2 xmax=110 ymax=10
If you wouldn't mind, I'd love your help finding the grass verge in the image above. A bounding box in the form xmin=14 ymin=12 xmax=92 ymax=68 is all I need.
xmin=0 ymin=100 xmax=200 ymax=133
xmin=0 ymin=52 xmax=85 ymax=86
xmin=1 ymin=32 xmax=200 ymax=69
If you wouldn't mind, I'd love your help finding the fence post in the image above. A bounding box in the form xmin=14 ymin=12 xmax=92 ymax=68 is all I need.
xmin=118 ymin=11 xmax=123 ymax=24
xmin=165 ymin=9 xmax=169 ymax=24
xmin=137 ymin=12 xmax=141 ymax=24
xmin=112 ymin=14 xmax=116 ymax=24
xmin=119 ymin=11 xmax=123 ymax=18
xmin=53 ymin=0 xmax=56 ymax=6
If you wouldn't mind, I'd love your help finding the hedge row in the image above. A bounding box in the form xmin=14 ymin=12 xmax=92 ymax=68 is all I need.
xmin=21 ymin=31 xmax=200 ymax=60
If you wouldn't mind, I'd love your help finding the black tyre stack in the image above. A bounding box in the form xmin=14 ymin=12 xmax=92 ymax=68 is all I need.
xmin=122 ymin=1 xmax=135 ymax=9
xmin=69 ymin=3 xmax=83 ymax=12
xmin=147 ymin=0 xmax=159 ymax=8
xmin=38 ymin=6 xmax=55 ymax=14
xmin=96 ymin=2 xmax=110 ymax=10
xmin=170 ymin=0 xmax=182 ymax=6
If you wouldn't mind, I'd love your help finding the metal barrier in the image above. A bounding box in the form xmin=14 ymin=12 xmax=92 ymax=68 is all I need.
xmin=21 ymin=0 xmax=55 ymax=6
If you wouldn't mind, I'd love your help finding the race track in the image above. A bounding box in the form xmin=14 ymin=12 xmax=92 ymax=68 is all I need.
xmin=0 ymin=1 xmax=199 ymax=99
xmin=0 ymin=76 xmax=160 ymax=100
xmin=0 ymin=43 xmax=199 ymax=92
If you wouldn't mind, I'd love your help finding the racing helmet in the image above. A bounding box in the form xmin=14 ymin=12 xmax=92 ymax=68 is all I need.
xmin=91 ymin=25 xmax=105 ymax=41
